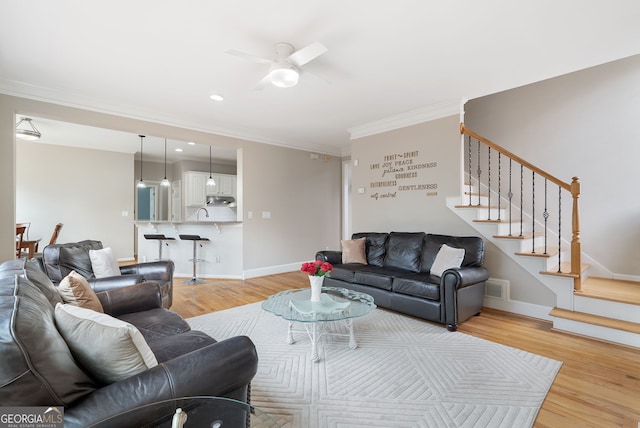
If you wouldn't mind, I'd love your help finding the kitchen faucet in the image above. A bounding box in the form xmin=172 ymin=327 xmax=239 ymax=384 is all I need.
xmin=196 ymin=207 xmax=209 ymax=221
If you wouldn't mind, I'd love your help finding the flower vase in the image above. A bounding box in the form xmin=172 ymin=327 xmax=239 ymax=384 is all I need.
xmin=309 ymin=275 xmax=324 ymax=302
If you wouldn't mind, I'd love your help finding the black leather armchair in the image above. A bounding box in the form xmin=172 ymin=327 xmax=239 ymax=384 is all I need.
xmin=35 ymin=240 xmax=175 ymax=308
xmin=0 ymin=258 xmax=258 ymax=428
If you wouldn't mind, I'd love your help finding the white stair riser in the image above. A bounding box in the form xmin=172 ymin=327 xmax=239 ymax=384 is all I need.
xmin=552 ymin=318 xmax=640 ymax=348
xmin=574 ymin=296 xmax=640 ymax=324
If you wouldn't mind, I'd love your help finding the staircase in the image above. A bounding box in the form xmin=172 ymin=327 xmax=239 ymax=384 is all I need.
xmin=448 ymin=125 xmax=640 ymax=348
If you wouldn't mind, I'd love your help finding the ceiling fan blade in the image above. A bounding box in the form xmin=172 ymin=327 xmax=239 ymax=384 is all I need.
xmin=288 ymin=42 xmax=328 ymax=67
xmin=225 ymin=49 xmax=274 ymax=65
xmin=253 ymin=74 xmax=272 ymax=91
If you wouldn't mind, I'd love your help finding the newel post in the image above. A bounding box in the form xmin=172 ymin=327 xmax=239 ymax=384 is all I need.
xmin=570 ymin=177 xmax=581 ymax=291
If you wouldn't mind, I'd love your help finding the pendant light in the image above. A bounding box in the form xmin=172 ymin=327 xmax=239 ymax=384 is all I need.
xmin=207 ymin=145 xmax=216 ymax=186
xmin=16 ymin=117 xmax=42 ymax=140
xmin=161 ymin=138 xmax=170 ymax=187
xmin=137 ymin=135 xmax=146 ymax=188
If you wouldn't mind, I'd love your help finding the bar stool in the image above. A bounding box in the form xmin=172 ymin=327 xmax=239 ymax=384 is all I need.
xmin=143 ymin=234 xmax=176 ymax=261
xmin=179 ymin=234 xmax=210 ymax=284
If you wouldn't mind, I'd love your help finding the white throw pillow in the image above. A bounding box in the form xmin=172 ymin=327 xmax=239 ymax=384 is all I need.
xmin=54 ymin=303 xmax=158 ymax=384
xmin=430 ymin=244 xmax=466 ymax=277
xmin=89 ymin=247 xmax=121 ymax=278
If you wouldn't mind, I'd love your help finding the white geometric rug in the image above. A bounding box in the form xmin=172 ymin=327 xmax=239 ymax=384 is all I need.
xmin=188 ymin=302 xmax=561 ymax=428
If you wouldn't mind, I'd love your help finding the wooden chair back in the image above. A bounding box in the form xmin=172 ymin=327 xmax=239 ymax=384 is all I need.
xmin=49 ymin=223 xmax=63 ymax=245
xmin=16 ymin=226 xmax=26 ymax=258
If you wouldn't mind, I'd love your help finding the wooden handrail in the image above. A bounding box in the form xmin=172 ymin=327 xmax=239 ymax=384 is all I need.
xmin=460 ymin=123 xmax=582 ymax=290
xmin=460 ymin=123 xmax=571 ymax=191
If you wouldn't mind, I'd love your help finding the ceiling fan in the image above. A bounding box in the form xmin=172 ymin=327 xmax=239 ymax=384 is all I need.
xmin=226 ymin=42 xmax=328 ymax=89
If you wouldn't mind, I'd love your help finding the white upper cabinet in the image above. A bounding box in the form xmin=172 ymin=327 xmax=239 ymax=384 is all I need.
xmin=185 ymin=171 xmax=236 ymax=206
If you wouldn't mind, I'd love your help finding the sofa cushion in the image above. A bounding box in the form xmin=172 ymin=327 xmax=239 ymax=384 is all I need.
xmin=421 ymin=234 xmax=485 ymax=272
xmin=118 ymin=308 xmax=192 ymax=341
xmin=89 ymin=247 xmax=121 ymax=278
xmin=383 ymin=232 xmax=425 ymax=272
xmin=353 ymin=266 xmax=407 ymax=291
xmin=55 ymin=303 xmax=158 ymax=384
xmin=17 ymin=258 xmax=64 ymax=307
xmin=0 ymin=270 xmax=97 ymax=406
xmin=352 ymin=232 xmax=388 ymax=267
xmin=331 ymin=264 xmax=357 ymax=282
xmin=147 ymin=330 xmax=217 ymax=363
xmin=392 ymin=274 xmax=441 ymax=300
xmin=341 ymin=238 xmax=367 ymax=264
xmin=58 ymin=270 xmax=104 ymax=312
xmin=430 ymin=244 xmax=466 ymax=277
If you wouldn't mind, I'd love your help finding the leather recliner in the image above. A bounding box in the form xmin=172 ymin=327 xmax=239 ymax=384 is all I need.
xmin=35 ymin=239 xmax=175 ymax=308
xmin=0 ymin=258 xmax=258 ymax=427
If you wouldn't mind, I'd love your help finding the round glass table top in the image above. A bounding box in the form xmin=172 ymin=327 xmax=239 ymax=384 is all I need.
xmin=261 ymin=286 xmax=376 ymax=323
xmin=89 ymin=396 xmax=279 ymax=428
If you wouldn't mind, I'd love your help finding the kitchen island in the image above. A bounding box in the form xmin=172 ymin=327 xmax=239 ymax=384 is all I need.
xmin=135 ymin=220 xmax=242 ymax=279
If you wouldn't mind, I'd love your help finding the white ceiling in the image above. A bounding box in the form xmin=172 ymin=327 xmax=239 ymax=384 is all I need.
xmin=2 ymin=1 xmax=640 ymax=158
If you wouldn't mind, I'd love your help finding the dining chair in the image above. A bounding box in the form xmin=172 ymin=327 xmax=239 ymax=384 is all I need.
xmin=49 ymin=223 xmax=63 ymax=245
xmin=15 ymin=226 xmax=26 ymax=258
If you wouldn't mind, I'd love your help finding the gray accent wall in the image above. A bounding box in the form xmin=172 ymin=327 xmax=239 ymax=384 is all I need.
xmin=466 ymin=54 xmax=640 ymax=277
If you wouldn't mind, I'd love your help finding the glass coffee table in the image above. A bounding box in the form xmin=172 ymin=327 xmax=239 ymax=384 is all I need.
xmin=262 ymin=286 xmax=376 ymax=362
xmin=89 ymin=396 xmax=279 ymax=428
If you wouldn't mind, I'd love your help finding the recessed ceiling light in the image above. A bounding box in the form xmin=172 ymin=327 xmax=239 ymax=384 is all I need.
xmin=175 ymin=148 xmax=183 ymax=152
xmin=210 ymin=94 xmax=224 ymax=102
xmin=187 ymin=141 xmax=196 ymax=145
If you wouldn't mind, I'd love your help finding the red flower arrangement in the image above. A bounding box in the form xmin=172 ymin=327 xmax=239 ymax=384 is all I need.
xmin=301 ymin=260 xmax=333 ymax=277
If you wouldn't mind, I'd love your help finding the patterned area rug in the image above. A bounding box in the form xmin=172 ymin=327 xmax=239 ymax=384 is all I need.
xmin=188 ymin=302 xmax=561 ymax=428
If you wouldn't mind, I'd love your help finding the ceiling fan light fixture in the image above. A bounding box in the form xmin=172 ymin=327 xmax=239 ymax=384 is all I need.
xmin=16 ymin=117 xmax=42 ymax=141
xmin=269 ymin=65 xmax=299 ymax=88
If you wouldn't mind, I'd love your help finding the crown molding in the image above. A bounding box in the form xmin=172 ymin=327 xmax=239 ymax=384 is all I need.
xmin=0 ymin=79 xmax=346 ymax=157
xmin=348 ymin=99 xmax=463 ymax=140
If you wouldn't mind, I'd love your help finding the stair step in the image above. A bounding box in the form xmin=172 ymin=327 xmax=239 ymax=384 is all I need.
xmin=515 ymin=247 xmax=559 ymax=258
xmin=493 ymin=232 xmax=544 ymax=240
xmin=473 ymin=219 xmax=513 ymax=223
xmin=455 ymin=204 xmax=500 ymax=209
xmin=540 ymin=262 xmax=589 ymax=279
xmin=550 ymin=307 xmax=640 ymax=335
xmin=576 ymin=277 xmax=640 ymax=306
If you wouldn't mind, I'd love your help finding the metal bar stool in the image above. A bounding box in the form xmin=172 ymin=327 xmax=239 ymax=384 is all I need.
xmin=144 ymin=234 xmax=176 ymax=261
xmin=179 ymin=234 xmax=210 ymax=284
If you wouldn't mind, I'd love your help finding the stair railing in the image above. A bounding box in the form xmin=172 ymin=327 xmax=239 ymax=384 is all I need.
xmin=460 ymin=123 xmax=582 ymax=291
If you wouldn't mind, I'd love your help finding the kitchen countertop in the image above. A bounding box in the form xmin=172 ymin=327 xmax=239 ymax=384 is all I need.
xmin=134 ymin=221 xmax=242 ymax=225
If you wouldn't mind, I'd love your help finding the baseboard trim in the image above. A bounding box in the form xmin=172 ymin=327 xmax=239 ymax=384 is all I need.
xmin=483 ymin=296 xmax=553 ymax=321
xmin=242 ymin=262 xmax=300 ymax=279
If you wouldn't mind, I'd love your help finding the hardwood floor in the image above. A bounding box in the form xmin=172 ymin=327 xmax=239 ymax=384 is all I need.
xmin=171 ymin=272 xmax=640 ymax=427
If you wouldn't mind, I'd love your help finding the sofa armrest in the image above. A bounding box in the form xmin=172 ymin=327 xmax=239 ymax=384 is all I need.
xmin=97 ymin=281 xmax=163 ymax=316
xmin=120 ymin=261 xmax=174 ymax=283
xmin=88 ymin=274 xmax=145 ymax=293
xmin=442 ymin=266 xmax=489 ymax=290
xmin=316 ymin=250 xmax=342 ymax=265
xmin=63 ymin=335 xmax=258 ymax=428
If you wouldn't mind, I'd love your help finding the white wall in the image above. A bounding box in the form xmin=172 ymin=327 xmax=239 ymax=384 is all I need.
xmin=466 ymin=54 xmax=640 ymax=277
xmin=1 ymin=94 xmax=341 ymax=274
xmin=16 ymin=141 xmax=134 ymax=258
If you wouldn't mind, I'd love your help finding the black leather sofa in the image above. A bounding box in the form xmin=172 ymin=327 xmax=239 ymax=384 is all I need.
xmin=0 ymin=258 xmax=258 ymax=427
xmin=35 ymin=240 xmax=175 ymax=308
xmin=316 ymin=232 xmax=489 ymax=331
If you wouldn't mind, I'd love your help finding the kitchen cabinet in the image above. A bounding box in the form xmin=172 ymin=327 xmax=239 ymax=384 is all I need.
xmin=185 ymin=171 xmax=236 ymax=207
xmin=185 ymin=171 xmax=207 ymax=207
xmin=207 ymin=174 xmax=236 ymax=197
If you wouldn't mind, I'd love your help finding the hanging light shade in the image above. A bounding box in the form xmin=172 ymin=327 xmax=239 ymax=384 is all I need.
xmin=16 ymin=117 xmax=42 ymax=141
xmin=161 ymin=138 xmax=170 ymax=187
xmin=207 ymin=145 xmax=216 ymax=186
xmin=137 ymin=135 xmax=146 ymax=188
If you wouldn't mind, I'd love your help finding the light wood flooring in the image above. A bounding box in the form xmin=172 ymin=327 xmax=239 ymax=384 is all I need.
xmin=170 ymin=272 xmax=640 ymax=428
